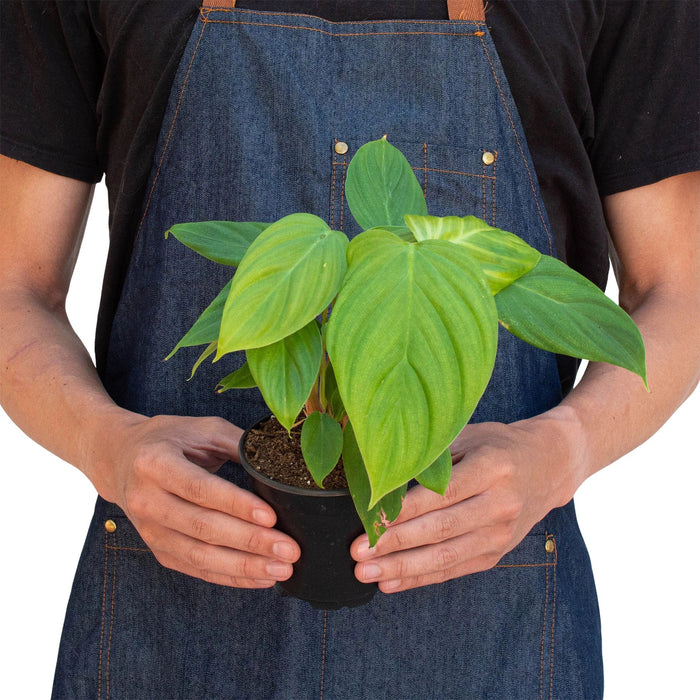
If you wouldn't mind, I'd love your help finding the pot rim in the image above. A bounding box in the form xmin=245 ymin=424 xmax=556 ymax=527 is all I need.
xmin=239 ymin=421 xmax=351 ymax=498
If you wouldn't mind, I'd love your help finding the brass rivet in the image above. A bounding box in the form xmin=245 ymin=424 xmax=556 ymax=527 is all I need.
xmin=105 ymin=519 xmax=117 ymax=533
xmin=545 ymin=538 xmax=555 ymax=554
xmin=482 ymin=151 xmax=495 ymax=166
xmin=335 ymin=141 xmax=349 ymax=155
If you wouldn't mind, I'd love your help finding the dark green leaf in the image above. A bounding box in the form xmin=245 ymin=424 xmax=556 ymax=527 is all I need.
xmin=216 ymin=362 xmax=257 ymax=392
xmin=300 ymin=412 xmax=344 ymax=488
xmin=345 ymin=137 xmax=427 ymax=230
xmin=496 ymin=255 xmax=647 ymax=385
xmin=166 ymin=221 xmax=268 ymax=266
xmin=415 ymin=449 xmax=452 ymax=495
xmin=342 ymin=422 xmax=407 ymax=547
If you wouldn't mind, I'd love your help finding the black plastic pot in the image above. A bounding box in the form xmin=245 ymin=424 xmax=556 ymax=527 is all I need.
xmin=240 ymin=422 xmax=377 ymax=610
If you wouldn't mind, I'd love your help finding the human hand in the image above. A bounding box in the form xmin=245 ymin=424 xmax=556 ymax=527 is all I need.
xmin=351 ymin=415 xmax=582 ymax=593
xmin=91 ymin=414 xmax=300 ymax=589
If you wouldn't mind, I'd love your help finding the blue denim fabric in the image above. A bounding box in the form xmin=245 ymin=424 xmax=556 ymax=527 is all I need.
xmin=53 ymin=8 xmax=603 ymax=698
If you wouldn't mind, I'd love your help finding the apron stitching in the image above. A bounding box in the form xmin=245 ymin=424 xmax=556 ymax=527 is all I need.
xmin=549 ymin=538 xmax=558 ymax=699
xmin=320 ymin=610 xmax=328 ymax=699
xmin=97 ymin=531 xmax=109 ymax=700
xmin=331 ymin=143 xmax=338 ymax=229
xmin=477 ymin=35 xmax=554 ymax=255
xmin=422 ymin=143 xmax=428 ymax=198
xmin=202 ymin=7 xmax=486 ymax=28
xmin=538 ymin=532 xmax=551 ymax=700
xmin=491 ymin=151 xmax=497 ymax=226
xmin=481 ymin=155 xmax=487 ymax=221
xmin=416 ymin=166 xmax=495 ymax=180
xmin=106 ymin=532 xmax=118 ymax=700
xmin=134 ymin=17 xmax=208 ymax=248
xmin=339 ymin=156 xmax=348 ymax=232
xmin=106 ymin=544 xmax=151 ymax=553
xmin=494 ymin=561 xmax=555 ymax=569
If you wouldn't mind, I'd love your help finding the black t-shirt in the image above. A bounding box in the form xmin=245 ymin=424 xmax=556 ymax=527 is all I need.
xmin=1 ymin=0 xmax=699 ymax=390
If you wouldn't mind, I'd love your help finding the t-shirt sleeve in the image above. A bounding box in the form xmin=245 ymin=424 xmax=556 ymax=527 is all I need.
xmin=587 ymin=0 xmax=700 ymax=196
xmin=0 ymin=1 xmax=104 ymax=183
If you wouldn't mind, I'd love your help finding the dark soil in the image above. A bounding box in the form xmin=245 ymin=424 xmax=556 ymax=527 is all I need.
xmin=243 ymin=415 xmax=348 ymax=490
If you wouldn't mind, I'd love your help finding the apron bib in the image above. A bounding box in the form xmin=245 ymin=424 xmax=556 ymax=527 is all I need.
xmin=53 ymin=3 xmax=603 ymax=698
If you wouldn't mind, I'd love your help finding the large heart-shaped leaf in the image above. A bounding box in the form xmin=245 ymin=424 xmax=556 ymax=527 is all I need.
xmin=405 ymin=215 xmax=540 ymax=293
xmin=326 ymin=230 xmax=498 ymax=506
xmin=166 ymin=221 xmax=268 ymax=266
xmin=218 ymin=214 xmax=348 ymax=356
xmin=247 ymin=320 xmax=323 ymax=431
xmin=496 ymin=255 xmax=647 ymax=384
xmin=342 ymin=422 xmax=407 ymax=547
xmin=165 ymin=279 xmax=232 ymax=360
xmin=345 ymin=137 xmax=428 ymax=230
xmin=300 ymin=411 xmax=344 ymax=488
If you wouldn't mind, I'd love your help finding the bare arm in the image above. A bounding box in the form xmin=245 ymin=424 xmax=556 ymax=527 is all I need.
xmin=352 ymin=171 xmax=700 ymax=592
xmin=0 ymin=155 xmax=299 ymax=587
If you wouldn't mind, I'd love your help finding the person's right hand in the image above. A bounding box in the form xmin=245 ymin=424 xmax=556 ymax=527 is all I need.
xmin=92 ymin=413 xmax=300 ymax=589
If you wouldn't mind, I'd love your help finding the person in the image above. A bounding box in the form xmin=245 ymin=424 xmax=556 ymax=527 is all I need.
xmin=1 ymin=1 xmax=698 ymax=698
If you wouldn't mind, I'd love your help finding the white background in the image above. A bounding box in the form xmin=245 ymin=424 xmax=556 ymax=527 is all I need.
xmin=1 ymin=182 xmax=698 ymax=699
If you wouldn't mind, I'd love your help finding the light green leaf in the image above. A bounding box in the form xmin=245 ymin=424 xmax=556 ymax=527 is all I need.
xmin=415 ymin=449 xmax=452 ymax=496
xmin=166 ymin=221 xmax=268 ymax=266
xmin=345 ymin=137 xmax=427 ymax=230
xmin=218 ymin=213 xmax=348 ymax=355
xmin=365 ymin=225 xmax=416 ymax=243
xmin=404 ymin=214 xmax=540 ymax=294
xmin=342 ymin=422 xmax=407 ymax=547
xmin=216 ymin=362 xmax=257 ymax=392
xmin=247 ymin=320 xmax=323 ymax=431
xmin=300 ymin=412 xmax=344 ymax=488
xmin=187 ymin=341 xmax=217 ymax=381
xmin=164 ymin=279 xmax=232 ymax=360
xmin=496 ymin=255 xmax=647 ymax=385
xmin=326 ymin=229 xmax=498 ymax=506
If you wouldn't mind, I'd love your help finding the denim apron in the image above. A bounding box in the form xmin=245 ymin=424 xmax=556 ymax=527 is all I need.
xmin=53 ymin=3 xmax=604 ymax=698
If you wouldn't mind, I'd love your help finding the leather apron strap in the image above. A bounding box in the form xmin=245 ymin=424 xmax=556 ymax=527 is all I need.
xmin=202 ymin=0 xmax=486 ymax=22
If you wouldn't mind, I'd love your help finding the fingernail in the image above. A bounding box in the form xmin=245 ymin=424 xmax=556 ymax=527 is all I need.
xmin=359 ymin=563 xmax=382 ymax=582
xmin=253 ymin=509 xmax=273 ymax=525
xmin=355 ymin=539 xmax=373 ymax=559
xmin=266 ymin=562 xmax=292 ymax=579
xmin=273 ymin=542 xmax=297 ymax=562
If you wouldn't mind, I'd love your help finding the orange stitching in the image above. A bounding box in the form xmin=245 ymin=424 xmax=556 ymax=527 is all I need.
xmin=330 ymin=143 xmax=338 ymax=230
xmin=106 ymin=545 xmax=151 ymax=553
xmin=320 ymin=610 xmax=328 ymax=699
xmin=494 ymin=561 xmax=555 ymax=569
xmin=422 ymin=143 xmax=428 ymax=198
xmin=134 ymin=18 xmax=208 ymax=248
xmin=549 ymin=537 xmax=557 ymax=699
xmin=106 ymin=533 xmax=117 ymax=699
xmin=97 ymin=530 xmax=108 ymax=700
xmin=538 ymin=532 xmax=550 ymax=700
xmin=339 ymin=157 xmax=348 ymax=232
xmin=481 ymin=153 xmax=487 ymax=221
xmin=413 ymin=165 xmax=494 ymax=180
xmin=201 ymin=7 xmax=485 ymax=28
xmin=491 ymin=150 xmax=497 ymax=226
xmin=477 ymin=35 xmax=553 ymax=254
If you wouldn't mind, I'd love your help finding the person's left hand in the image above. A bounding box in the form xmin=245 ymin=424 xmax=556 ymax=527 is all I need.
xmin=351 ymin=415 xmax=581 ymax=593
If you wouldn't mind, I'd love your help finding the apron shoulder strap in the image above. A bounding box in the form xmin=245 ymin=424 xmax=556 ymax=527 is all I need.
xmin=201 ymin=0 xmax=486 ymax=23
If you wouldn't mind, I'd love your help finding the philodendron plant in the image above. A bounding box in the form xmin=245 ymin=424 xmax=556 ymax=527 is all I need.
xmin=166 ymin=137 xmax=646 ymax=546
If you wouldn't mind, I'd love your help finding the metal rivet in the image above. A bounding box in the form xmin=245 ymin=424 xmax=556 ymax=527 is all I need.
xmin=482 ymin=151 xmax=495 ymax=166
xmin=545 ymin=538 xmax=555 ymax=554
xmin=335 ymin=141 xmax=349 ymax=155
xmin=105 ymin=520 xmax=117 ymax=533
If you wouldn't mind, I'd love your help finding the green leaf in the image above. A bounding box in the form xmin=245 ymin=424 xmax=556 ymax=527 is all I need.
xmin=342 ymin=422 xmax=407 ymax=547
xmin=218 ymin=213 xmax=348 ymax=355
xmin=404 ymin=215 xmax=540 ymax=294
xmin=164 ymin=279 xmax=232 ymax=360
xmin=345 ymin=137 xmax=428 ymax=230
xmin=365 ymin=225 xmax=416 ymax=243
xmin=415 ymin=449 xmax=452 ymax=496
xmin=187 ymin=341 xmax=217 ymax=381
xmin=326 ymin=229 xmax=498 ymax=506
xmin=216 ymin=362 xmax=257 ymax=392
xmin=247 ymin=320 xmax=323 ymax=431
xmin=496 ymin=255 xmax=647 ymax=385
xmin=300 ymin=412 xmax=344 ymax=488
xmin=166 ymin=221 xmax=268 ymax=266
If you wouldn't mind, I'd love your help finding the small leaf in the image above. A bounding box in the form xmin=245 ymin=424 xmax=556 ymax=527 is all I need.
xmin=415 ymin=449 xmax=452 ymax=495
xmin=218 ymin=213 xmax=348 ymax=355
xmin=165 ymin=279 xmax=232 ymax=360
xmin=342 ymin=422 xmax=407 ymax=547
xmin=216 ymin=362 xmax=257 ymax=392
xmin=300 ymin=412 xmax=344 ymax=488
xmin=496 ymin=255 xmax=647 ymax=385
xmin=404 ymin=215 xmax=540 ymax=293
xmin=166 ymin=221 xmax=268 ymax=266
xmin=187 ymin=341 xmax=217 ymax=381
xmin=247 ymin=320 xmax=323 ymax=431
xmin=345 ymin=137 xmax=427 ymax=230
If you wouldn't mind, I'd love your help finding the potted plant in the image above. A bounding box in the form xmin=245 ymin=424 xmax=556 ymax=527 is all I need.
xmin=165 ymin=137 xmax=646 ymax=608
